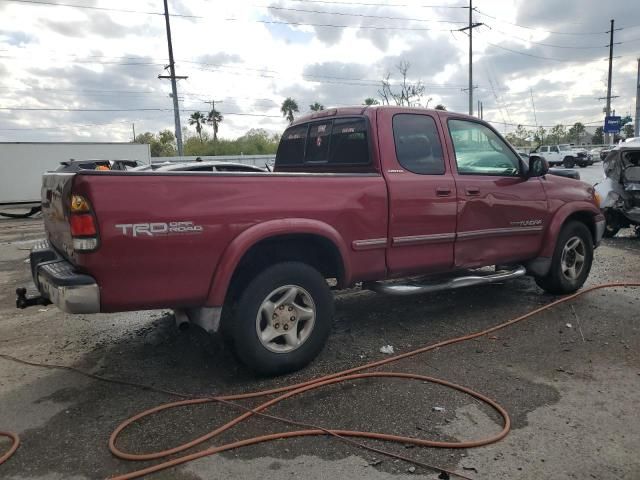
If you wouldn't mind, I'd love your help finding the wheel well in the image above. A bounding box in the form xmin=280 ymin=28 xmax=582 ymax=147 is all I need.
xmin=225 ymin=234 xmax=344 ymax=304
xmin=564 ymin=211 xmax=596 ymax=243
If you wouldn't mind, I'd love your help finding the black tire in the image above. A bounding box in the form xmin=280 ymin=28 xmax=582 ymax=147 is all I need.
xmin=578 ymin=162 xmax=587 ymax=168
xmin=231 ymin=262 xmax=333 ymax=376
xmin=563 ymin=156 xmax=575 ymax=168
xmin=603 ymin=223 xmax=620 ymax=238
xmin=535 ymin=221 xmax=593 ymax=294
xmin=603 ymin=211 xmax=621 ymax=238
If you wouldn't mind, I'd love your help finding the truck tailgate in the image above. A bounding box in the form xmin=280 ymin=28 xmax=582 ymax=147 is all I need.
xmin=41 ymin=172 xmax=76 ymax=261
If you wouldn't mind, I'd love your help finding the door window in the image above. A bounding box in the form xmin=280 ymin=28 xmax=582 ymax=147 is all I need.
xmin=448 ymin=119 xmax=521 ymax=176
xmin=392 ymin=114 xmax=445 ymax=175
xmin=551 ymin=146 xmax=560 ymax=153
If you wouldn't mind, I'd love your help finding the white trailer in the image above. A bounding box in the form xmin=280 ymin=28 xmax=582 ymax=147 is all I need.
xmin=0 ymin=142 xmax=151 ymax=205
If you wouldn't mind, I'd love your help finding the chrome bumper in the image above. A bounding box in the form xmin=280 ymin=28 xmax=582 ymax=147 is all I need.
xmin=30 ymin=241 xmax=100 ymax=314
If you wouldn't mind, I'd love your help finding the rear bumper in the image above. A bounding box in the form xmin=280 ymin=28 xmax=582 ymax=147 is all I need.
xmin=30 ymin=240 xmax=100 ymax=314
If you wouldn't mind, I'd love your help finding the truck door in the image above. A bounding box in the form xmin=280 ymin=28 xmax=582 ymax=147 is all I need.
xmin=379 ymin=109 xmax=457 ymax=276
xmin=443 ymin=118 xmax=549 ymax=268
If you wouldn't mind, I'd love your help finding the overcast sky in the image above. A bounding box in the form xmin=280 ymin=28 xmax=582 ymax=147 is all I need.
xmin=0 ymin=0 xmax=638 ymax=143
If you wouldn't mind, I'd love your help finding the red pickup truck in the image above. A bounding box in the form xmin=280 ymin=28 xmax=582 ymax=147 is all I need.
xmin=22 ymin=106 xmax=605 ymax=374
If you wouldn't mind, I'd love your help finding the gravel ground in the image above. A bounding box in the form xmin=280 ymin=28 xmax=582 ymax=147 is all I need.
xmin=0 ymin=201 xmax=638 ymax=480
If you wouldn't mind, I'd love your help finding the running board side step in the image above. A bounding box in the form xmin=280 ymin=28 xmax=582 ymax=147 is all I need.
xmin=367 ymin=265 xmax=527 ymax=296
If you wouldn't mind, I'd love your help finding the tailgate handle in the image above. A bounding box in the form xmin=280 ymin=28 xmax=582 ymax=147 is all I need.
xmin=436 ymin=187 xmax=452 ymax=197
xmin=465 ymin=187 xmax=480 ymax=196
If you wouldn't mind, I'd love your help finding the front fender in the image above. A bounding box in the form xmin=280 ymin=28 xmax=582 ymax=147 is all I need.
xmin=539 ymin=202 xmax=602 ymax=258
xmin=205 ymin=218 xmax=351 ymax=306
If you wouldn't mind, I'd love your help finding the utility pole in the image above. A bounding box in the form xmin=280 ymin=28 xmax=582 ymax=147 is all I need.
xmin=635 ymin=57 xmax=640 ymax=137
xmin=604 ymin=19 xmax=617 ymax=145
xmin=530 ymin=88 xmax=538 ymax=128
xmin=132 ymin=123 xmax=136 ymax=142
xmin=159 ymin=0 xmax=187 ymax=156
xmin=458 ymin=0 xmax=483 ymax=116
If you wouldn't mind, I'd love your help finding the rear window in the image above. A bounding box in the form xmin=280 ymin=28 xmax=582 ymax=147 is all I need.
xmin=276 ymin=117 xmax=370 ymax=167
xmin=276 ymin=125 xmax=308 ymax=165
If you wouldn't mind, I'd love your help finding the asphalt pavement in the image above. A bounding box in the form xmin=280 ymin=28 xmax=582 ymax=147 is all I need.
xmin=0 ymin=185 xmax=638 ymax=479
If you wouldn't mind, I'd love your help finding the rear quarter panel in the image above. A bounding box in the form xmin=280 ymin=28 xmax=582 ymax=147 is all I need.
xmin=71 ymin=172 xmax=388 ymax=311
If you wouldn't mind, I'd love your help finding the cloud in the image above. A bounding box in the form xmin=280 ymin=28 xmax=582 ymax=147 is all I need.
xmin=39 ymin=12 xmax=145 ymax=39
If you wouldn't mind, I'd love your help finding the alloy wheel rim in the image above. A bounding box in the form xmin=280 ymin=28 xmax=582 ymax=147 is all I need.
xmin=255 ymin=285 xmax=316 ymax=353
xmin=560 ymin=236 xmax=586 ymax=281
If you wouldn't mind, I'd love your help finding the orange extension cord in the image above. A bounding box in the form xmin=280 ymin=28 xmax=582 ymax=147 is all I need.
xmin=1 ymin=282 xmax=639 ymax=480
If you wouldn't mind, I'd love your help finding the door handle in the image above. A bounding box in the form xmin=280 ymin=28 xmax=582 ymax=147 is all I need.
xmin=436 ymin=187 xmax=452 ymax=197
xmin=465 ymin=187 xmax=480 ymax=196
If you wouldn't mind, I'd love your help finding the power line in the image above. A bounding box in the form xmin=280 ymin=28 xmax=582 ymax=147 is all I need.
xmin=473 ymin=8 xmax=607 ymax=36
xmin=286 ymin=0 xmax=466 ymax=8
xmin=264 ymin=5 xmax=467 ymax=24
xmin=482 ymin=24 xmax=609 ymax=49
xmin=0 ymin=106 xmax=284 ymax=118
xmin=0 ymin=0 xmax=202 ymax=18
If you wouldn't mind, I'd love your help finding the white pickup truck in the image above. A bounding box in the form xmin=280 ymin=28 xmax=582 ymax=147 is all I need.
xmin=530 ymin=144 xmax=593 ymax=168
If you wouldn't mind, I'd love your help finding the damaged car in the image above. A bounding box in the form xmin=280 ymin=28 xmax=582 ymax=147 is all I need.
xmin=595 ymin=145 xmax=640 ymax=237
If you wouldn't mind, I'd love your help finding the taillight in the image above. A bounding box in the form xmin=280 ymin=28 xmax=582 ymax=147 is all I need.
xmin=69 ymin=194 xmax=99 ymax=251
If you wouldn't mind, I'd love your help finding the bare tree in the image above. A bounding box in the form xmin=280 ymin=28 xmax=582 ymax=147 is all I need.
xmin=377 ymin=61 xmax=425 ymax=107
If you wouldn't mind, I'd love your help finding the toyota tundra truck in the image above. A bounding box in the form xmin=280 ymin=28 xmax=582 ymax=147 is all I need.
xmin=20 ymin=106 xmax=605 ymax=375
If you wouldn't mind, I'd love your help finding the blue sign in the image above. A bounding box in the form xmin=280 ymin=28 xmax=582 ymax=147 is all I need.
xmin=604 ymin=115 xmax=621 ymax=133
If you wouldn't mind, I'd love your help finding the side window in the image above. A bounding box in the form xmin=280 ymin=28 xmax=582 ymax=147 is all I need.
xmin=276 ymin=125 xmax=308 ymax=165
xmin=330 ymin=118 xmax=369 ymax=165
xmin=541 ymin=146 xmax=548 ymax=153
xmin=448 ymin=119 xmax=521 ymax=176
xmin=306 ymin=122 xmax=332 ymax=163
xmin=392 ymin=114 xmax=445 ymax=175
xmin=551 ymin=146 xmax=559 ymax=153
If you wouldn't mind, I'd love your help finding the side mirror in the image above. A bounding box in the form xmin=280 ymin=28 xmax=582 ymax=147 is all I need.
xmin=528 ymin=156 xmax=549 ymax=178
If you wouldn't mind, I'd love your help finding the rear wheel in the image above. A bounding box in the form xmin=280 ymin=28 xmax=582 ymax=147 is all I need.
xmin=231 ymin=262 xmax=333 ymax=376
xmin=563 ymin=156 xmax=575 ymax=168
xmin=535 ymin=221 xmax=593 ymax=294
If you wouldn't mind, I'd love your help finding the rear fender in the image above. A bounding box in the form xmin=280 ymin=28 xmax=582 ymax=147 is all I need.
xmin=539 ymin=202 xmax=602 ymax=257
xmin=205 ymin=218 xmax=351 ymax=306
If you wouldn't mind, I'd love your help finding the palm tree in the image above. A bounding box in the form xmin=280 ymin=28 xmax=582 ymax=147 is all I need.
xmin=309 ymin=102 xmax=324 ymax=112
xmin=363 ymin=98 xmax=379 ymax=106
xmin=281 ymin=97 xmax=299 ymax=124
xmin=188 ymin=111 xmax=206 ymax=141
xmin=207 ymin=108 xmax=223 ymax=141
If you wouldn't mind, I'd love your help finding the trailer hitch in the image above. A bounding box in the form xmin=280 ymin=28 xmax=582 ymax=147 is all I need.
xmin=16 ymin=288 xmax=51 ymax=309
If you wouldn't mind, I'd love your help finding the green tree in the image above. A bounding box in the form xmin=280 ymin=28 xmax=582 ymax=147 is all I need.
xmin=533 ymin=126 xmax=546 ymax=145
xmin=207 ymin=108 xmax=223 ymax=141
xmin=591 ymin=126 xmax=604 ymax=144
xmin=548 ymin=124 xmax=567 ymax=144
xmin=363 ymin=97 xmax=379 ymax=106
xmin=513 ymin=124 xmax=532 ymax=146
xmin=622 ymin=123 xmax=635 ymax=138
xmin=568 ymin=122 xmax=586 ymax=144
xmin=281 ymin=97 xmax=299 ymax=124
xmin=134 ymin=131 xmax=176 ymax=157
xmin=188 ymin=111 xmax=206 ymax=142
xmin=309 ymin=102 xmax=324 ymax=112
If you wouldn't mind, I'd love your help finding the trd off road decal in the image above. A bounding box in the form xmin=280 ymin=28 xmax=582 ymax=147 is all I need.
xmin=115 ymin=221 xmax=203 ymax=237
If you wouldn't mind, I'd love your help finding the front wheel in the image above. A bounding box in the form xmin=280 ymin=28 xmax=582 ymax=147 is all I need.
xmin=231 ymin=262 xmax=333 ymax=376
xmin=563 ymin=156 xmax=575 ymax=168
xmin=535 ymin=221 xmax=593 ymax=294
